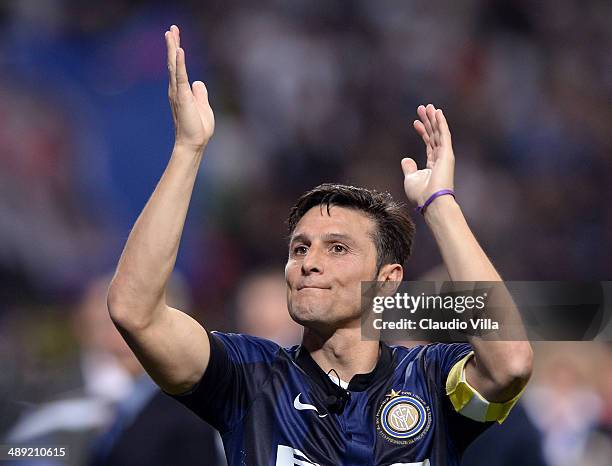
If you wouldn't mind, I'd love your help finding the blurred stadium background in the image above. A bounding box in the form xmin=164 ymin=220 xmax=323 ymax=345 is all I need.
xmin=0 ymin=0 xmax=611 ymax=465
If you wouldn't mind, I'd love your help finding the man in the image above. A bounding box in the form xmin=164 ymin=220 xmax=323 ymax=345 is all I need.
xmin=107 ymin=25 xmax=533 ymax=465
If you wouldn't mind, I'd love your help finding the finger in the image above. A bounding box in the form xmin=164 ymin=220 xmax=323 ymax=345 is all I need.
xmin=414 ymin=119 xmax=434 ymax=168
xmin=176 ymin=47 xmax=190 ymax=93
xmin=425 ymin=104 xmax=438 ymax=145
xmin=430 ymin=105 xmax=444 ymax=147
xmin=435 ymin=108 xmax=452 ymax=145
xmin=165 ymin=30 xmax=177 ymax=95
xmin=171 ymin=24 xmax=180 ymax=48
xmin=417 ymin=105 xmax=434 ymax=141
xmin=413 ymin=120 xmax=430 ymax=146
xmin=192 ymin=80 xmax=210 ymax=110
xmin=401 ymin=157 xmax=418 ymax=176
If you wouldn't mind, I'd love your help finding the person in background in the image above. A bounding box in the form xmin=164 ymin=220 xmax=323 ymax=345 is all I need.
xmin=5 ymin=275 xmax=138 ymax=466
xmin=524 ymin=343 xmax=612 ymax=466
xmin=235 ymin=269 xmax=302 ymax=347
xmin=5 ymin=273 xmax=225 ymax=466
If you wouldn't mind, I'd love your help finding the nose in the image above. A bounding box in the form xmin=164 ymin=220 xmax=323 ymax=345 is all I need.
xmin=301 ymin=246 xmax=323 ymax=275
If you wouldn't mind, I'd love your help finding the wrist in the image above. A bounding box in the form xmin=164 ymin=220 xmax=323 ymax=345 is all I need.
xmin=423 ymin=195 xmax=460 ymax=225
xmin=415 ymin=189 xmax=455 ymax=216
xmin=173 ymin=141 xmax=207 ymax=157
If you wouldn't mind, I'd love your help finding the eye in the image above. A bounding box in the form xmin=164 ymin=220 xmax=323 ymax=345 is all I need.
xmin=293 ymin=245 xmax=308 ymax=255
xmin=331 ymin=244 xmax=347 ymax=254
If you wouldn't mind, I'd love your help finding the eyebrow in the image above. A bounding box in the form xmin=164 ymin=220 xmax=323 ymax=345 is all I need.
xmin=289 ymin=233 xmax=355 ymax=245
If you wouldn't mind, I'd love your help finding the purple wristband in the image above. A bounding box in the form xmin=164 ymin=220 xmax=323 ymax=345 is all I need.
xmin=415 ymin=189 xmax=455 ymax=215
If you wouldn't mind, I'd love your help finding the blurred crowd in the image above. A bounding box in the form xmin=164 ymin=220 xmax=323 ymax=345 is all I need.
xmin=0 ymin=0 xmax=611 ymax=465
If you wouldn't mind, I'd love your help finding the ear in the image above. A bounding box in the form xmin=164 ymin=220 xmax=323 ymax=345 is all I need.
xmin=377 ymin=263 xmax=403 ymax=283
xmin=373 ymin=263 xmax=403 ymax=299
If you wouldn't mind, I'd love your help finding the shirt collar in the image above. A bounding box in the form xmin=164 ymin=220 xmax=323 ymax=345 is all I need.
xmin=294 ymin=341 xmax=395 ymax=393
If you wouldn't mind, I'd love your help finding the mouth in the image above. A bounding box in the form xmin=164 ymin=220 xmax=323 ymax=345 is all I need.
xmin=297 ymin=286 xmax=331 ymax=291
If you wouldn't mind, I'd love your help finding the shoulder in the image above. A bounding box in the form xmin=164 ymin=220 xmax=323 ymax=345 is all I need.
xmin=388 ymin=341 xmax=470 ymax=358
xmin=390 ymin=342 xmax=473 ymax=374
xmin=421 ymin=342 xmax=473 ymax=361
xmin=387 ymin=342 xmax=424 ymax=363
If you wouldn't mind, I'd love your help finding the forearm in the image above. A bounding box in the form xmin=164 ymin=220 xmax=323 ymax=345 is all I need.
xmin=424 ymin=195 xmax=532 ymax=399
xmin=424 ymin=196 xmax=498 ymax=281
xmin=108 ymin=144 xmax=203 ymax=326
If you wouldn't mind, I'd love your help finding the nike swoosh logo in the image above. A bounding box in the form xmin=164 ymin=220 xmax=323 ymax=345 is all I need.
xmin=293 ymin=393 xmax=328 ymax=418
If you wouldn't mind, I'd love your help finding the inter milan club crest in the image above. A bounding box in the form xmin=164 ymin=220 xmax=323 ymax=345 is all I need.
xmin=376 ymin=390 xmax=432 ymax=445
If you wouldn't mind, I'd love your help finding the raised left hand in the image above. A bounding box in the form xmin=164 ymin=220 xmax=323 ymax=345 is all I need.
xmin=401 ymin=104 xmax=455 ymax=207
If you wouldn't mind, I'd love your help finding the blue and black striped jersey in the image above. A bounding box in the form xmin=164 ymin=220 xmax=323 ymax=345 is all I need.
xmin=169 ymin=331 xmax=493 ymax=466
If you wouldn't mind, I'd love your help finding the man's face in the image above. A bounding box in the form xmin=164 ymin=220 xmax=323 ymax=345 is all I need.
xmin=285 ymin=205 xmax=379 ymax=329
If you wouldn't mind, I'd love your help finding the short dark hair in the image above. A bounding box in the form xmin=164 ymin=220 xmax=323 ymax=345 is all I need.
xmin=287 ymin=183 xmax=415 ymax=271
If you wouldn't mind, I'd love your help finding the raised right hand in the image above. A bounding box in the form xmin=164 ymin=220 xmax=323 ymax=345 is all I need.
xmin=165 ymin=25 xmax=214 ymax=152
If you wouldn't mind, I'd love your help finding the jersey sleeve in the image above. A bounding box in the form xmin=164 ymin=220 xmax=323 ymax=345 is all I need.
xmin=422 ymin=342 xmax=522 ymax=424
xmin=422 ymin=342 xmax=474 ymax=387
xmin=445 ymin=351 xmax=523 ymax=424
xmin=421 ymin=343 xmax=495 ymax=452
xmin=167 ymin=330 xmax=280 ymax=433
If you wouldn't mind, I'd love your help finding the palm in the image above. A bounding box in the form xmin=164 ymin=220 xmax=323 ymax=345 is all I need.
xmin=165 ymin=25 xmax=214 ymax=151
xmin=402 ymin=104 xmax=454 ymax=207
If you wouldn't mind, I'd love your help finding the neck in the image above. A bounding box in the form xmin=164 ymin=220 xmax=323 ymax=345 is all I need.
xmin=302 ymin=326 xmax=380 ymax=383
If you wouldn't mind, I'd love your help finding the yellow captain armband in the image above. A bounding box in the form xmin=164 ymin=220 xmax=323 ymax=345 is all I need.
xmin=445 ymin=351 xmax=524 ymax=424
